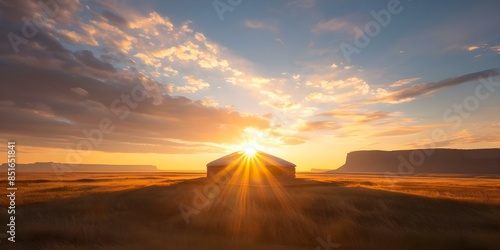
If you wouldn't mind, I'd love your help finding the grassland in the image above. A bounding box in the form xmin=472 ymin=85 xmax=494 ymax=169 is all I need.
xmin=0 ymin=173 xmax=499 ymax=249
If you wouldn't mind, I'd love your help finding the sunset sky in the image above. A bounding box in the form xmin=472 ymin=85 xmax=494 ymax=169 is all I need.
xmin=1 ymin=0 xmax=499 ymax=171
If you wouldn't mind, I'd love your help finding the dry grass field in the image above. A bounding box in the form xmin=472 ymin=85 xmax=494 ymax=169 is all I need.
xmin=0 ymin=172 xmax=499 ymax=249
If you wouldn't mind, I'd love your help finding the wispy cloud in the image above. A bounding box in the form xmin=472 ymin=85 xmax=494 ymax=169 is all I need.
xmin=389 ymin=77 xmax=420 ymax=88
xmin=305 ymin=92 xmax=336 ymax=103
xmin=311 ymin=18 xmax=355 ymax=34
xmin=287 ymin=0 xmax=316 ymax=9
xmin=300 ymin=120 xmax=340 ymax=131
xmin=56 ymin=27 xmax=99 ymax=46
xmin=275 ymin=38 xmax=285 ymax=45
xmin=318 ymin=110 xmax=400 ymax=124
xmin=369 ymin=68 xmax=500 ymax=104
xmin=373 ymin=125 xmax=437 ymax=137
xmin=244 ymin=19 xmax=277 ymax=32
xmin=176 ymin=75 xmax=210 ymax=93
xmin=467 ymin=45 xmax=480 ymax=51
xmin=305 ymin=77 xmax=371 ymax=103
xmin=101 ymin=9 xmax=129 ymax=28
xmin=490 ymin=45 xmax=500 ymax=54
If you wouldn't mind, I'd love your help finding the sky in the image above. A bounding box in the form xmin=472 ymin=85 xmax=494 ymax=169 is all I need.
xmin=0 ymin=0 xmax=499 ymax=171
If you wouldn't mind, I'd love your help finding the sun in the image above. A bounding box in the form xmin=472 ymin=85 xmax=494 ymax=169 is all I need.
xmin=243 ymin=145 xmax=257 ymax=157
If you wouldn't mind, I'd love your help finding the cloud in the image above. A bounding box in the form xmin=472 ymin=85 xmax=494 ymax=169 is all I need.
xmin=111 ymin=14 xmax=232 ymax=76
xmin=222 ymin=71 xmax=305 ymax=112
xmin=129 ymin=11 xmax=174 ymax=31
xmin=201 ymin=96 xmax=219 ymax=108
xmin=318 ymin=110 xmax=400 ymax=124
xmin=260 ymin=100 xmax=301 ymax=111
xmin=0 ymin=1 xmax=311 ymax=153
xmin=0 ymin=23 xmax=271 ymax=154
xmin=373 ymin=125 xmax=438 ymax=137
xmin=312 ymin=18 xmax=355 ymax=34
xmin=64 ymin=4 xmax=301 ymax=119
xmin=296 ymin=106 xmax=415 ymax=138
xmin=431 ymin=128 xmax=500 ymax=147
xmin=369 ymin=68 xmax=500 ymax=104
xmin=0 ymin=63 xmax=269 ymax=153
xmin=0 ymin=0 xmax=83 ymax=25
xmin=300 ymin=121 xmax=340 ymax=131
xmin=176 ymin=75 xmax=210 ymax=93
xmin=101 ymin=10 xmax=129 ymax=28
xmin=162 ymin=66 xmax=179 ymax=76
xmin=244 ymin=19 xmax=277 ymax=32
xmin=389 ymin=77 xmax=420 ymax=88
xmin=87 ymin=19 xmax=136 ymax=53
xmin=134 ymin=52 xmax=157 ymax=66
xmin=239 ymin=127 xmax=305 ymax=148
xmin=74 ymin=50 xmax=116 ymax=72
xmin=255 ymin=87 xmax=303 ymax=111
xmin=306 ymin=77 xmax=363 ymax=91
xmin=55 ymin=28 xmax=99 ymax=46
xmin=467 ymin=46 xmax=480 ymax=51
xmin=71 ymin=87 xmax=89 ymax=97
xmin=413 ymin=118 xmax=500 ymax=148
xmin=306 ymin=77 xmax=371 ymax=103
xmin=305 ymin=92 xmax=336 ymax=103
xmin=490 ymin=46 xmax=500 ymax=54
xmin=287 ymin=0 xmax=316 ymax=8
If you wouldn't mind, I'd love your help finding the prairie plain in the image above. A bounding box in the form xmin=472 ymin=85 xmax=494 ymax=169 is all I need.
xmin=0 ymin=173 xmax=499 ymax=249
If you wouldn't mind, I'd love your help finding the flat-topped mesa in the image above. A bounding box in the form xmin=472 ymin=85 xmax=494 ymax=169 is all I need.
xmin=334 ymin=148 xmax=500 ymax=175
xmin=0 ymin=162 xmax=158 ymax=172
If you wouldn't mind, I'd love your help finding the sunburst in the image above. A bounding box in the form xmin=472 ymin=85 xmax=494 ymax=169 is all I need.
xmin=243 ymin=146 xmax=257 ymax=157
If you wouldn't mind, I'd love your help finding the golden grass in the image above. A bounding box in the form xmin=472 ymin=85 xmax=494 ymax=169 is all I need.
xmin=0 ymin=173 xmax=203 ymax=206
xmin=301 ymin=174 xmax=500 ymax=205
xmin=0 ymin=173 xmax=499 ymax=249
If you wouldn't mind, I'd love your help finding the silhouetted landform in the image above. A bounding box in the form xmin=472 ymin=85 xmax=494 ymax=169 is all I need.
xmin=310 ymin=168 xmax=334 ymax=173
xmin=333 ymin=148 xmax=500 ymax=175
xmin=0 ymin=162 xmax=158 ymax=172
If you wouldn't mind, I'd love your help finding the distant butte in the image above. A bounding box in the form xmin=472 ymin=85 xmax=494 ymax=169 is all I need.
xmin=332 ymin=148 xmax=500 ymax=175
xmin=0 ymin=162 xmax=158 ymax=172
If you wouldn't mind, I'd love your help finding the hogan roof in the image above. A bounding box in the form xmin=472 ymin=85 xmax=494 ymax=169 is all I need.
xmin=206 ymin=150 xmax=296 ymax=168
